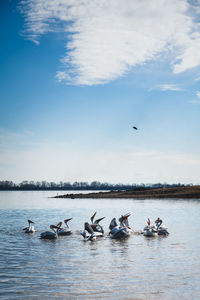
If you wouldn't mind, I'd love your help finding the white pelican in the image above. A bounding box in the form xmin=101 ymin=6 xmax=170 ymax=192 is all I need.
xmin=118 ymin=213 xmax=133 ymax=234
xmin=154 ymin=218 xmax=169 ymax=235
xmin=109 ymin=215 xmax=131 ymax=239
xmin=81 ymin=222 xmax=96 ymax=241
xmin=143 ymin=227 xmax=157 ymax=237
xmin=143 ymin=218 xmax=158 ymax=237
xmin=56 ymin=218 xmax=73 ymax=236
xmin=90 ymin=212 xmax=105 ymax=236
xmin=40 ymin=225 xmax=60 ymax=239
xmin=23 ymin=220 xmax=35 ymax=233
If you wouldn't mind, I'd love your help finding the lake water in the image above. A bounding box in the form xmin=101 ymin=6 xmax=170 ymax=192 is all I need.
xmin=0 ymin=191 xmax=200 ymax=299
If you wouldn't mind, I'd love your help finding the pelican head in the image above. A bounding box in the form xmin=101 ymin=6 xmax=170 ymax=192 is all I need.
xmin=56 ymin=222 xmax=63 ymax=228
xmin=119 ymin=213 xmax=131 ymax=222
xmin=64 ymin=218 xmax=72 ymax=225
xmin=28 ymin=220 xmax=34 ymax=224
xmin=119 ymin=213 xmax=131 ymax=228
xmin=50 ymin=225 xmax=60 ymax=232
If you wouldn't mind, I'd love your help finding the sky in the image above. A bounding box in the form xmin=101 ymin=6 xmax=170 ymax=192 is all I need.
xmin=1 ymin=0 xmax=200 ymax=184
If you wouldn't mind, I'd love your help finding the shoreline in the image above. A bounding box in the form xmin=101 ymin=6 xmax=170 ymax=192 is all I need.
xmin=54 ymin=185 xmax=200 ymax=199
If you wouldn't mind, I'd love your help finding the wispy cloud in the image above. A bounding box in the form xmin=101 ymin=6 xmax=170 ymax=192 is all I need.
xmin=197 ymin=91 xmax=200 ymax=98
xmin=20 ymin=0 xmax=200 ymax=85
xmin=156 ymin=84 xmax=183 ymax=91
xmin=189 ymin=90 xmax=200 ymax=104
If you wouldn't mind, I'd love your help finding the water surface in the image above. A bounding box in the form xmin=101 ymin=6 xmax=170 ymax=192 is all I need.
xmin=0 ymin=191 xmax=200 ymax=299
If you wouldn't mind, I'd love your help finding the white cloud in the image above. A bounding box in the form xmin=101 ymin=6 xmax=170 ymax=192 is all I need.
xmin=189 ymin=90 xmax=200 ymax=104
xmin=173 ymin=35 xmax=200 ymax=73
xmin=197 ymin=91 xmax=200 ymax=98
xmin=56 ymin=71 xmax=72 ymax=84
xmin=19 ymin=0 xmax=200 ymax=85
xmin=157 ymin=84 xmax=182 ymax=91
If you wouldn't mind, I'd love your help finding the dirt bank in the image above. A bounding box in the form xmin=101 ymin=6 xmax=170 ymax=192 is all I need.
xmin=54 ymin=185 xmax=200 ymax=199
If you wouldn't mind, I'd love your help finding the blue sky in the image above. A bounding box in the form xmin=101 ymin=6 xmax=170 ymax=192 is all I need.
xmin=1 ymin=0 xmax=200 ymax=184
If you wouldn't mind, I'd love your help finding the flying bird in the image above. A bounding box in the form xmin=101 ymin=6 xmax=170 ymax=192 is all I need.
xmin=132 ymin=126 xmax=138 ymax=130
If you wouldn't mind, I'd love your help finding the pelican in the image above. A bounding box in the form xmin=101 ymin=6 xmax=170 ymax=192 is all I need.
xmin=143 ymin=219 xmax=157 ymax=237
xmin=109 ymin=214 xmax=131 ymax=239
xmin=90 ymin=212 xmax=105 ymax=236
xmin=56 ymin=218 xmax=73 ymax=236
xmin=40 ymin=225 xmax=60 ymax=239
xmin=143 ymin=227 xmax=157 ymax=237
xmin=81 ymin=222 xmax=96 ymax=241
xmin=23 ymin=220 xmax=35 ymax=233
xmin=157 ymin=226 xmax=169 ymax=235
xmin=118 ymin=213 xmax=133 ymax=234
xmin=154 ymin=218 xmax=169 ymax=235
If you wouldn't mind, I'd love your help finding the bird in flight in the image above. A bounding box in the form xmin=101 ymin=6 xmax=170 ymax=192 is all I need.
xmin=132 ymin=126 xmax=138 ymax=130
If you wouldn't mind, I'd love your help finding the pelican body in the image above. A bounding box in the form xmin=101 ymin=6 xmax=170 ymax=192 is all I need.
xmin=109 ymin=224 xmax=130 ymax=239
xmin=155 ymin=224 xmax=169 ymax=235
xmin=81 ymin=222 xmax=96 ymax=241
xmin=143 ymin=226 xmax=157 ymax=237
xmin=40 ymin=225 xmax=60 ymax=239
xmin=109 ymin=213 xmax=132 ymax=239
xmin=154 ymin=218 xmax=169 ymax=235
xmin=23 ymin=220 xmax=35 ymax=233
xmin=157 ymin=227 xmax=169 ymax=235
xmin=57 ymin=218 xmax=73 ymax=236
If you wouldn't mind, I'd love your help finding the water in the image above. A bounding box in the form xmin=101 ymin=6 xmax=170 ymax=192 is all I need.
xmin=0 ymin=191 xmax=200 ymax=299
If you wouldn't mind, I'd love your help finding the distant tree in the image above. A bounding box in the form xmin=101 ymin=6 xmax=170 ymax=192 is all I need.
xmin=0 ymin=181 xmax=15 ymax=189
xmin=50 ymin=182 xmax=57 ymax=189
xmin=63 ymin=182 xmax=72 ymax=189
xmin=0 ymin=180 xmax=188 ymax=191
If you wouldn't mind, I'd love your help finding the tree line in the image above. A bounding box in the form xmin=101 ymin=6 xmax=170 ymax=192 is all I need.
xmin=0 ymin=180 xmax=187 ymax=191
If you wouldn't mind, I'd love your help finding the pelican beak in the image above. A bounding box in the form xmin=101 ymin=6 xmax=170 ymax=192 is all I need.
xmin=28 ymin=220 xmax=34 ymax=224
xmin=64 ymin=218 xmax=72 ymax=223
xmin=122 ymin=213 xmax=131 ymax=220
xmin=51 ymin=225 xmax=60 ymax=229
xmin=96 ymin=217 xmax=105 ymax=223
xmin=90 ymin=212 xmax=97 ymax=223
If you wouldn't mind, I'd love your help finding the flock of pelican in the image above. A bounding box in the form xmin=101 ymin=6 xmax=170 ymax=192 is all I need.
xmin=23 ymin=213 xmax=169 ymax=240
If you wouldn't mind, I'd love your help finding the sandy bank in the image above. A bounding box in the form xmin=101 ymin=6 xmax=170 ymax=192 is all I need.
xmin=54 ymin=185 xmax=200 ymax=199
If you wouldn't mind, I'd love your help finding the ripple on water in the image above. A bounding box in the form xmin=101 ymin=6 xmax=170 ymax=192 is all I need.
xmin=0 ymin=195 xmax=200 ymax=299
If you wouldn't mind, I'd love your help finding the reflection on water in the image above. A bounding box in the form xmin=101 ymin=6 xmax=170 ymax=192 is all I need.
xmin=0 ymin=191 xmax=200 ymax=299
